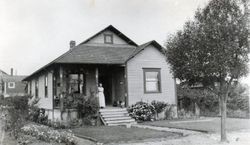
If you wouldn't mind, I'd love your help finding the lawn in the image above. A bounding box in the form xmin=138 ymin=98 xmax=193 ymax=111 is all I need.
xmin=143 ymin=117 xmax=250 ymax=133
xmin=72 ymin=126 xmax=181 ymax=144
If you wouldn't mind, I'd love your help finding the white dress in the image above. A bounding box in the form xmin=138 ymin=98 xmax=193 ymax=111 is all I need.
xmin=98 ymin=87 xmax=106 ymax=108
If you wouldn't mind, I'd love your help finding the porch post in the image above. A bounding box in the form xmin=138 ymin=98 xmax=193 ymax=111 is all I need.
xmin=95 ymin=67 xmax=99 ymax=93
xmin=59 ymin=66 xmax=64 ymax=120
xmin=124 ymin=63 xmax=129 ymax=107
xmin=95 ymin=67 xmax=101 ymax=126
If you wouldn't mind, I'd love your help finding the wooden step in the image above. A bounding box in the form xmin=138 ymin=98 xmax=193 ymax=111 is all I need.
xmin=102 ymin=114 xmax=129 ymax=118
xmin=104 ymin=116 xmax=132 ymax=121
xmin=101 ymin=111 xmax=128 ymax=115
xmin=99 ymin=108 xmax=127 ymax=112
xmin=99 ymin=107 xmax=136 ymax=126
xmin=108 ymin=122 xmax=137 ymax=126
xmin=106 ymin=119 xmax=135 ymax=124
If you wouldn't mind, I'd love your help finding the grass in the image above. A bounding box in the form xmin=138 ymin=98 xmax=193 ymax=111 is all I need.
xmin=72 ymin=125 xmax=181 ymax=144
xmin=143 ymin=117 xmax=250 ymax=133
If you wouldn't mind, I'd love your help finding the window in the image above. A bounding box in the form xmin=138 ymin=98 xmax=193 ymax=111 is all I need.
xmin=8 ymin=82 xmax=15 ymax=89
xmin=45 ymin=74 xmax=48 ymax=98
xmin=68 ymin=73 xmax=86 ymax=95
xmin=104 ymin=34 xmax=113 ymax=44
xmin=35 ymin=79 xmax=39 ymax=98
xmin=143 ymin=68 xmax=161 ymax=93
xmin=29 ymin=82 xmax=32 ymax=95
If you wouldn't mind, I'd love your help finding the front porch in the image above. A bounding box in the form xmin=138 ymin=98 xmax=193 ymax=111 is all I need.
xmin=50 ymin=63 xmax=128 ymax=121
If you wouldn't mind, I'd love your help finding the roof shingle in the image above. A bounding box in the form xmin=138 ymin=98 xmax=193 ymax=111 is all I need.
xmin=55 ymin=44 xmax=136 ymax=64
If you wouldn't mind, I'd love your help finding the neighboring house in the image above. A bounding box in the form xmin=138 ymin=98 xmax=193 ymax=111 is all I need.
xmin=0 ymin=69 xmax=27 ymax=97
xmin=0 ymin=69 xmax=8 ymax=96
xmin=23 ymin=25 xmax=177 ymax=122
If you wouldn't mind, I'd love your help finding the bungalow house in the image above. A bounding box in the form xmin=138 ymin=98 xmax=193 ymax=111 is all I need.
xmin=23 ymin=25 xmax=177 ymax=125
xmin=0 ymin=68 xmax=27 ymax=97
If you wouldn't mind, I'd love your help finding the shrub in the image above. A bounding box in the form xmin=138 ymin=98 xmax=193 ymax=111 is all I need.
xmin=178 ymin=109 xmax=197 ymax=119
xmin=128 ymin=101 xmax=156 ymax=121
xmin=164 ymin=104 xmax=176 ymax=120
xmin=151 ymin=101 xmax=168 ymax=114
xmin=28 ymin=97 xmax=40 ymax=122
xmin=21 ymin=124 xmax=77 ymax=145
xmin=1 ymin=96 xmax=29 ymax=138
xmin=73 ymin=95 xmax=99 ymax=124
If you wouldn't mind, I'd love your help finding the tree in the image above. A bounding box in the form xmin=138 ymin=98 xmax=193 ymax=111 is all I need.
xmin=165 ymin=0 xmax=249 ymax=141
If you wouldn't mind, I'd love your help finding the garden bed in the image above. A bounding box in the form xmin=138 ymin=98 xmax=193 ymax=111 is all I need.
xmin=72 ymin=126 xmax=181 ymax=144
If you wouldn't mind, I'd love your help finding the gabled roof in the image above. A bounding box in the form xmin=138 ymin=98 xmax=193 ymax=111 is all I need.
xmin=2 ymin=75 xmax=27 ymax=82
xmin=0 ymin=69 xmax=8 ymax=75
xmin=55 ymin=44 xmax=136 ymax=64
xmin=79 ymin=25 xmax=138 ymax=46
xmin=23 ymin=44 xmax=137 ymax=81
xmin=23 ymin=26 xmax=165 ymax=81
xmin=126 ymin=40 xmax=166 ymax=62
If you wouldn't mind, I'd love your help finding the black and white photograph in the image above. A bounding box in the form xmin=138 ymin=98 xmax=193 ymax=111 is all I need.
xmin=0 ymin=0 xmax=249 ymax=144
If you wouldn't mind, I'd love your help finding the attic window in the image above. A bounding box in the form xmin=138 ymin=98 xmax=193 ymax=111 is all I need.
xmin=104 ymin=34 xmax=113 ymax=44
xmin=8 ymin=82 xmax=15 ymax=89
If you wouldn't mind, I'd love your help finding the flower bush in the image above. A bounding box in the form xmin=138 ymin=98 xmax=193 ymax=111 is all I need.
xmin=151 ymin=101 xmax=168 ymax=114
xmin=21 ymin=124 xmax=77 ymax=145
xmin=128 ymin=101 xmax=156 ymax=121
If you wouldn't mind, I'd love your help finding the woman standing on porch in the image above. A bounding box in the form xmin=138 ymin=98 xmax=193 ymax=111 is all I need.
xmin=98 ymin=83 xmax=106 ymax=108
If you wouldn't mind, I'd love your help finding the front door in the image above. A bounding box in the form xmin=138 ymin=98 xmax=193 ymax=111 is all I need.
xmin=113 ymin=69 xmax=125 ymax=105
xmin=99 ymin=74 xmax=112 ymax=105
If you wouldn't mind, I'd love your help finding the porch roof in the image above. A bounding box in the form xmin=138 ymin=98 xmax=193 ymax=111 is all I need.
xmin=23 ymin=44 xmax=137 ymax=81
xmin=23 ymin=40 xmax=165 ymax=81
xmin=55 ymin=44 xmax=136 ymax=64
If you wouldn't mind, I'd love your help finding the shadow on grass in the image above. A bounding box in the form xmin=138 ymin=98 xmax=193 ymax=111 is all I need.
xmin=72 ymin=125 xmax=181 ymax=144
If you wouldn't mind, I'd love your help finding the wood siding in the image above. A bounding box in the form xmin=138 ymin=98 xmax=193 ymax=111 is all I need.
xmin=87 ymin=30 xmax=128 ymax=45
xmin=28 ymin=72 xmax=53 ymax=109
xmin=127 ymin=45 xmax=176 ymax=106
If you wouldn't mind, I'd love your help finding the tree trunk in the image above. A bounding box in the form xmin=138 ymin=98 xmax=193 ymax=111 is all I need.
xmin=220 ymin=94 xmax=227 ymax=142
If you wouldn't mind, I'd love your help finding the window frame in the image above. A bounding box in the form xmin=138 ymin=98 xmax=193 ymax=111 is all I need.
xmin=68 ymin=73 xmax=86 ymax=95
xmin=44 ymin=74 xmax=48 ymax=98
xmin=29 ymin=81 xmax=32 ymax=95
xmin=104 ymin=34 xmax=113 ymax=44
xmin=35 ymin=79 xmax=39 ymax=98
xmin=143 ymin=68 xmax=162 ymax=94
xmin=8 ymin=82 xmax=15 ymax=89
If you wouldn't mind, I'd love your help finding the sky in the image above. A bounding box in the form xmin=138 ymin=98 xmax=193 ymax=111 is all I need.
xmin=0 ymin=0 xmax=249 ymax=86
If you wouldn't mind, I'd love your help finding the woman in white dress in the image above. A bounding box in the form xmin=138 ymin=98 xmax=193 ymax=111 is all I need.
xmin=98 ymin=83 xmax=106 ymax=108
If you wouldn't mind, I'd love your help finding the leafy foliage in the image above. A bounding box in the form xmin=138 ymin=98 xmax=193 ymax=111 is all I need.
xmin=151 ymin=100 xmax=168 ymax=114
xmin=166 ymin=0 xmax=249 ymax=87
xmin=1 ymin=96 xmax=29 ymax=138
xmin=28 ymin=97 xmax=40 ymax=122
xmin=128 ymin=101 xmax=156 ymax=121
xmin=166 ymin=1 xmax=249 ymax=140
xmin=21 ymin=124 xmax=77 ymax=145
xmin=178 ymin=83 xmax=249 ymax=118
xmin=227 ymin=83 xmax=249 ymax=111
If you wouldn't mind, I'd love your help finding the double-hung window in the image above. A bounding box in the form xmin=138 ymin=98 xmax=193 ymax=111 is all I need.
xmin=45 ymin=74 xmax=48 ymax=98
xmin=35 ymin=79 xmax=39 ymax=98
xmin=143 ymin=68 xmax=161 ymax=93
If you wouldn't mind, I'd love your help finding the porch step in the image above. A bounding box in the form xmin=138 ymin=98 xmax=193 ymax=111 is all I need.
xmin=104 ymin=116 xmax=132 ymax=121
xmin=101 ymin=111 xmax=128 ymax=115
xmin=99 ymin=108 xmax=137 ymax=126
xmin=102 ymin=114 xmax=129 ymax=118
xmin=100 ymin=108 xmax=127 ymax=112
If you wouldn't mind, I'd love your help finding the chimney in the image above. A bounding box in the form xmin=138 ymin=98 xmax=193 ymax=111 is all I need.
xmin=70 ymin=40 xmax=76 ymax=49
xmin=10 ymin=68 xmax=13 ymax=76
